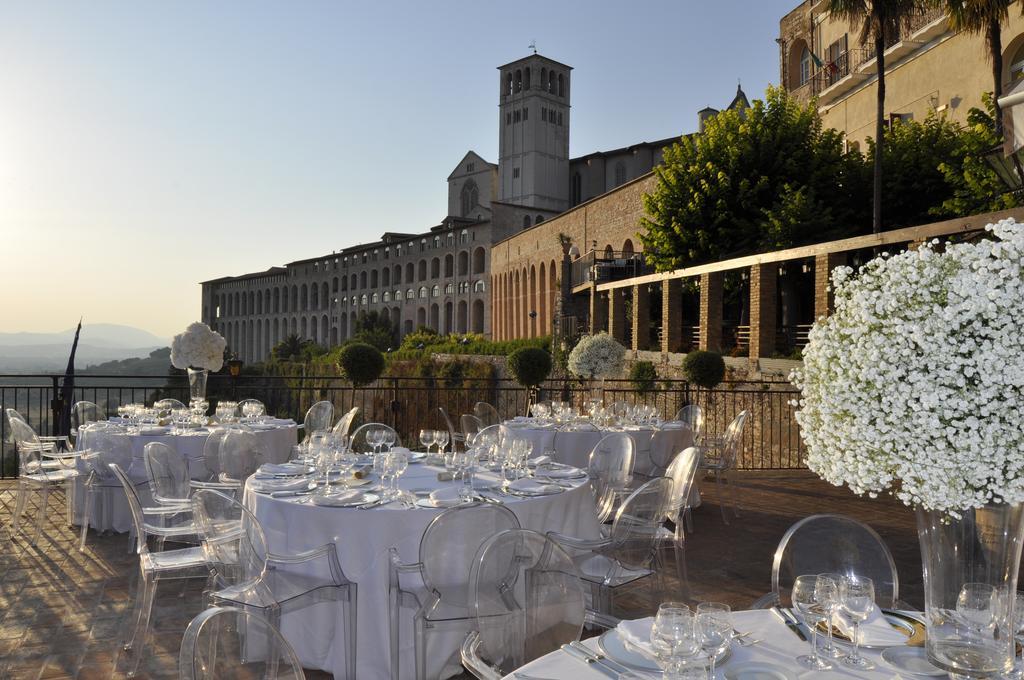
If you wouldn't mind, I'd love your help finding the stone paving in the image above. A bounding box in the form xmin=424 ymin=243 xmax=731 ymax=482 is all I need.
xmin=0 ymin=471 xmax=922 ymax=679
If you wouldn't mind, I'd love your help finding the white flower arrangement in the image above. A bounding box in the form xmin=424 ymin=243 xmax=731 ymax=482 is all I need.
xmin=568 ymin=332 xmax=626 ymax=380
xmin=791 ymin=218 xmax=1024 ymax=515
xmin=170 ymin=322 xmax=227 ymax=372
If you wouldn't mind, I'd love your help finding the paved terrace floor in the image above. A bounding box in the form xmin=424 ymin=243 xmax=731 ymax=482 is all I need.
xmin=0 ymin=471 xmax=922 ymax=679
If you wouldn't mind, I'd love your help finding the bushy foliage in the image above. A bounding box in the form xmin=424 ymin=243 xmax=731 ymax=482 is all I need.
xmin=393 ymin=331 xmax=549 ymax=358
xmin=352 ymin=310 xmax=398 ymax=352
xmin=271 ymin=334 xmax=323 ymax=362
xmin=682 ymin=350 xmax=725 ymax=389
xmin=337 ymin=342 xmax=385 ymax=387
xmin=507 ymin=347 xmax=553 ymax=388
xmin=629 ymin=360 xmax=658 ymax=393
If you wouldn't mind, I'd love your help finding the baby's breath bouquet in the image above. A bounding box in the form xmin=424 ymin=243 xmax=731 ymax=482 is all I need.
xmin=567 ymin=332 xmax=626 ymax=381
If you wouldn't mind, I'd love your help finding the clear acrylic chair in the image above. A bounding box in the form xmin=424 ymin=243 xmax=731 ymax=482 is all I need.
xmin=472 ymin=401 xmax=501 ymax=427
xmin=217 ymin=428 xmax=266 ymax=485
xmin=300 ymin=401 xmax=334 ymax=440
xmin=438 ymin=406 xmax=464 ymax=450
xmin=635 ymin=427 xmax=685 ymax=480
xmin=110 ymin=463 xmax=209 ymax=678
xmin=6 ymin=417 xmax=79 ymax=544
xmin=6 ymin=407 xmax=74 ymax=459
xmin=78 ymin=424 xmax=134 ymax=551
xmin=656 ymin=447 xmax=702 ymax=595
xmin=331 ymin=406 xmax=360 ymax=438
xmin=751 ymin=513 xmax=901 ymax=610
xmin=349 ymin=422 xmax=400 ymax=453
xmin=460 ymin=414 xmax=483 ymax=443
xmin=587 ymin=433 xmax=636 ymax=523
xmin=71 ymin=400 xmax=103 ymax=442
xmin=144 ymin=442 xmax=194 ymax=508
xmin=548 ymin=477 xmax=673 ymax=614
xmin=389 ymin=502 xmax=520 ymax=680
xmin=699 ymin=409 xmax=748 ymax=523
xmin=460 ymin=529 xmax=619 ymax=680
xmin=191 ymin=489 xmax=358 ymax=680
xmin=673 ymin=404 xmax=704 ymax=442
xmin=179 ymin=606 xmax=307 ymax=680
xmin=237 ymin=397 xmax=266 ymax=415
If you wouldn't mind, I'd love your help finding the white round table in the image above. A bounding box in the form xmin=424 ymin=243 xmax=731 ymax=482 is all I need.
xmin=505 ymin=609 xmax=928 ymax=679
xmin=73 ymin=419 xmax=298 ymax=533
xmin=244 ymin=461 xmax=602 ymax=680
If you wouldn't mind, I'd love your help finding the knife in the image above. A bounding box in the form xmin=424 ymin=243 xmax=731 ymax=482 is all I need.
xmin=569 ymin=640 xmax=633 ymax=676
xmin=561 ymin=643 xmax=619 ymax=678
xmin=772 ymin=606 xmax=808 ymax=641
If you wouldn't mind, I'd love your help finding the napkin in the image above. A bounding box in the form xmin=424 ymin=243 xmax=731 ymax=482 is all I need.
xmin=617 ymin=617 xmax=656 ymax=657
xmin=266 ymin=418 xmax=296 ymax=426
xmin=311 ymin=489 xmax=366 ymax=506
xmin=509 ymin=478 xmax=562 ymax=495
xmin=139 ymin=426 xmax=170 ymax=436
xmin=527 ymin=455 xmax=551 ymax=467
xmin=535 ymin=464 xmax=585 ymax=480
xmin=833 ymin=606 xmax=906 ymax=646
xmin=472 ymin=472 xmax=503 ymax=489
xmin=250 ymin=477 xmax=311 ymax=493
xmin=427 ymin=487 xmax=464 ymax=506
xmin=390 ymin=446 xmax=412 ymax=455
xmin=259 ymin=463 xmax=309 ymax=476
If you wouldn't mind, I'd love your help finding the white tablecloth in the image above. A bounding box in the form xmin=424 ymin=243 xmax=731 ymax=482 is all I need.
xmin=505 ymin=609 xmax=927 ymax=679
xmin=72 ymin=421 xmax=298 ymax=533
xmin=244 ymin=462 xmax=602 ymax=680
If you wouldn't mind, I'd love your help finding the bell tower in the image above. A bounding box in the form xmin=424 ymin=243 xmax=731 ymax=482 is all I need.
xmin=497 ymin=53 xmax=571 ymax=212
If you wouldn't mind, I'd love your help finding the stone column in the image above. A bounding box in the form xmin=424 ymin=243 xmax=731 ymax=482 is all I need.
xmin=609 ymin=288 xmax=628 ymax=344
xmin=631 ymin=284 xmax=651 ymax=351
xmin=698 ymin=272 xmax=723 ymax=352
xmin=749 ymin=263 xmax=777 ymax=361
xmin=814 ymin=252 xmax=847 ymax=320
xmin=589 ymin=285 xmax=608 ymax=334
xmin=661 ymin=279 xmax=684 ymax=354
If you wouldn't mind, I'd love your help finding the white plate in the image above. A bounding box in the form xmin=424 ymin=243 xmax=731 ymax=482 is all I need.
xmin=723 ymin=661 xmax=798 ymax=680
xmin=311 ymin=492 xmax=378 ymax=507
xmin=880 ymin=646 xmax=946 ymax=676
xmin=414 ymin=497 xmax=464 ymax=508
xmin=596 ymin=630 xmax=729 ymax=673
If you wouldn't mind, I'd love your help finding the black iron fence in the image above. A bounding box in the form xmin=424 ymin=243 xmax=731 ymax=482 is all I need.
xmin=0 ymin=373 xmax=805 ymax=477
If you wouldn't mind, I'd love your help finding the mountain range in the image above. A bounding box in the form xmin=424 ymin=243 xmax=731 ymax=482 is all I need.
xmin=0 ymin=323 xmax=170 ymax=372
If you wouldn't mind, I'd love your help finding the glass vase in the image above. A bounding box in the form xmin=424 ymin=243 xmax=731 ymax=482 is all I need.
xmin=187 ymin=367 xmax=209 ymax=405
xmin=916 ymin=503 xmax=1024 ymax=679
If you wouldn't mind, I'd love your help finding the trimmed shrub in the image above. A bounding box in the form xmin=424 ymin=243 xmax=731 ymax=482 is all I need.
xmin=508 ymin=347 xmax=553 ymax=388
xmin=629 ymin=361 xmax=658 ymax=393
xmin=682 ymin=350 xmax=725 ymax=389
xmin=337 ymin=342 xmax=385 ymax=387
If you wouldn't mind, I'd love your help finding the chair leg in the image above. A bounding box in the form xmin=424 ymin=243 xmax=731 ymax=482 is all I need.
xmin=389 ymin=589 xmax=400 ymax=680
xmin=65 ymin=478 xmax=75 ymax=525
xmin=9 ymin=482 xmax=28 ymax=535
xmin=124 ymin=572 xmax=157 ymax=678
xmin=79 ymin=487 xmax=92 ymax=552
xmin=413 ymin=616 xmax=427 ymax=680
xmin=346 ymin=584 xmax=358 ymax=680
xmin=715 ymin=473 xmax=729 ymax=525
xmin=684 ymin=507 xmax=694 ymax=534
xmin=725 ymin=470 xmax=742 ymax=517
xmin=265 ymin=608 xmax=282 ymax=680
xmin=33 ymin=487 xmax=51 ymax=545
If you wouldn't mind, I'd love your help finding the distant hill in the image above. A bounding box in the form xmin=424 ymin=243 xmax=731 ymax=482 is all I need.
xmin=0 ymin=323 xmax=168 ymax=348
xmin=0 ymin=323 xmax=168 ymax=372
xmin=81 ymin=347 xmax=174 ymax=376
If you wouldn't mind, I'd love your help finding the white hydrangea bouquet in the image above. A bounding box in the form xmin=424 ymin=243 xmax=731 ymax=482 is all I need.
xmin=170 ymin=322 xmax=227 ymax=372
xmin=791 ymin=218 xmax=1024 ymax=515
xmin=568 ymin=332 xmax=626 ymax=380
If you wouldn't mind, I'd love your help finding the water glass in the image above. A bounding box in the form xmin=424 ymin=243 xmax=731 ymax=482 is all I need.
xmin=696 ymin=602 xmax=732 ymax=675
xmin=650 ymin=602 xmax=701 ymax=678
xmin=840 ymin=574 xmax=876 ymax=670
xmin=792 ymin=575 xmax=833 ymax=670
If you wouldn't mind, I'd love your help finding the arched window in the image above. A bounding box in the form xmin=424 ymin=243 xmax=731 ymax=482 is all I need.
xmin=535 ymin=214 xmax=544 ymax=224
xmin=430 ymin=257 xmax=440 ymax=278
xmin=458 ymin=250 xmax=470 ymax=276
xmin=522 ymin=215 xmax=532 ymax=229
xmin=444 ymin=254 xmax=454 ymax=278
xmin=614 ymin=161 xmax=627 ymax=186
xmin=405 ymin=262 xmax=414 ymax=283
xmin=431 ymin=285 xmax=440 ymax=297
xmin=418 ymin=286 xmax=428 ymax=299
xmin=460 ymin=180 xmax=479 ymax=217
xmin=460 ymin=229 xmax=469 ymax=244
xmin=445 ymin=283 xmax=454 ymax=295
xmin=332 ymin=277 xmax=339 ymax=292
xmin=523 ymin=67 xmax=531 ymax=90
xmin=394 ymin=265 xmax=402 ymax=284
xmin=433 ymin=236 xmax=441 ymax=249
xmin=383 ymin=291 xmax=390 ymax=302
xmin=371 ymin=270 xmax=379 ymax=288
xmin=547 ymin=71 xmax=556 ymax=94
xmin=505 ymin=71 xmax=513 ymax=96
xmin=395 ymin=289 xmax=402 ymax=302
xmin=474 ymin=280 xmax=486 ymax=292
xmin=514 ymin=69 xmax=522 ymax=92
xmin=360 ymin=294 xmax=368 ymax=304
xmin=407 ymin=288 xmax=415 ymax=300
xmin=371 ymin=292 xmax=378 ymax=303
xmin=571 ymin=172 xmax=582 ymax=205
xmin=418 ymin=260 xmax=427 ymax=281
xmin=800 ymin=47 xmax=812 ymax=85
xmin=350 ymin=274 xmax=357 ymax=290
xmin=382 ymin=268 xmax=390 ymax=286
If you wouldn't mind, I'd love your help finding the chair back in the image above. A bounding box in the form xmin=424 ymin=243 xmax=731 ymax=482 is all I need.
xmin=647 ymin=428 xmax=687 ymax=475
xmin=144 ymin=442 xmax=191 ymax=504
xmin=82 ymin=425 xmax=132 ymax=483
xmin=110 ymin=463 xmax=152 ymax=557
xmin=664 ymin=447 xmax=701 ymax=518
xmin=473 ymin=401 xmax=501 ymax=427
xmin=191 ymin=489 xmax=269 ymax=590
xmin=348 ymin=422 xmax=399 ymax=453
xmin=720 ymin=410 xmax=749 ymax=467
xmin=674 ymin=405 xmax=704 ymax=439
xmin=153 ymin=398 xmax=186 ymax=412
xmin=219 ymin=428 xmax=265 ymax=483
xmin=302 ymin=401 xmax=334 ymax=438
xmin=71 ymin=401 xmax=103 ymax=434
xmin=201 ymin=427 xmax=232 ymax=481
xmin=771 ymin=514 xmax=900 ymax=608
xmin=437 ymin=406 xmax=459 ymax=443
xmin=419 ymin=502 xmax=520 ymax=610
xmin=587 ymin=433 xmax=635 ymax=523
xmin=469 ymin=529 xmax=586 ymax=675
xmin=460 ymin=414 xmax=484 ymax=442
xmin=606 ymin=476 xmax=674 ymax=571
xmin=331 ymin=407 xmax=359 ymax=438
xmin=8 ymin=418 xmax=47 ymax=476
xmin=178 ymin=606 xmax=306 ymax=680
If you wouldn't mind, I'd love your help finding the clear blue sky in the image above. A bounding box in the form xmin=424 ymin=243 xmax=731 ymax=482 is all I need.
xmin=0 ymin=0 xmax=796 ymax=339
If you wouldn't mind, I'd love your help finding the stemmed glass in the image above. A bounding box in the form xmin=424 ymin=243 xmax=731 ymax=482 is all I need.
xmin=791 ymin=575 xmax=833 ymax=670
xmin=382 ymin=428 xmax=396 ymax=452
xmin=840 ymin=574 xmax=876 ymax=670
xmin=419 ymin=429 xmax=436 ymax=457
xmin=315 ymin=442 xmax=333 ymax=495
xmin=435 ymin=429 xmax=450 ymax=457
xmin=458 ymin=446 xmax=479 ymax=501
xmin=817 ymin=572 xmax=845 ymax=659
xmin=650 ymin=603 xmax=703 ymax=679
xmin=696 ymin=602 xmax=732 ymax=676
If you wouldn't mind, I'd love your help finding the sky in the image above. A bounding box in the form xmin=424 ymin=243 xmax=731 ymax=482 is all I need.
xmin=0 ymin=0 xmax=797 ymax=340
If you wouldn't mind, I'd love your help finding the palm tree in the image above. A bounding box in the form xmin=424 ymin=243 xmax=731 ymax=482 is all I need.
xmin=937 ymin=0 xmax=1016 ymax=137
xmin=827 ymin=0 xmax=926 ymax=233
xmin=271 ymin=334 xmax=310 ymax=362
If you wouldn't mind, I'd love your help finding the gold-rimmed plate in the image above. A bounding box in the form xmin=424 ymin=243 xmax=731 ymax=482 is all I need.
xmin=816 ymin=610 xmax=925 ymax=649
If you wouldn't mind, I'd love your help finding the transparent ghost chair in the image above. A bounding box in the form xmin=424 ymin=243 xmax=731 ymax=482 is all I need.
xmin=389 ymin=502 xmax=521 ymax=680
xmin=349 ymin=422 xmax=400 ymax=453
xmin=460 ymin=414 xmax=483 ymax=443
xmin=142 ymin=442 xmax=200 ymax=546
xmin=6 ymin=418 xmax=79 ymax=544
xmin=300 ymin=400 xmax=334 ymax=441
xmin=331 ymin=406 xmax=360 ymax=438
xmin=217 ymin=428 xmax=267 ymax=486
xmin=191 ymin=489 xmax=358 ymax=680
xmin=78 ymin=424 xmax=134 ymax=551
xmin=460 ymin=529 xmax=620 ymax=680
xmin=655 ymin=447 xmax=702 ymax=595
xmin=110 ymin=463 xmax=209 ymax=678
xmin=179 ymin=606 xmax=307 ymax=680
xmin=673 ymin=404 xmax=705 ymax=442
xmin=437 ymin=406 xmax=464 ymax=450
xmin=237 ymin=398 xmax=266 ymax=418
xmin=547 ymin=477 xmax=673 ymax=614
xmin=6 ymin=407 xmax=74 ymax=460
xmin=699 ymin=409 xmax=749 ymax=523
xmin=473 ymin=401 xmax=501 ymax=427
xmin=750 ymin=513 xmax=901 ymax=610
xmin=586 ymin=433 xmax=636 ymax=523
xmin=70 ymin=400 xmax=104 ymax=443
xmin=634 ymin=426 xmax=689 ymax=480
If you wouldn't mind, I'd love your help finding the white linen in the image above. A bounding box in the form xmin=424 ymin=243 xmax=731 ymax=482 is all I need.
xmin=616 ymin=616 xmax=656 ymax=656
xmin=244 ymin=462 xmax=601 ymax=680
xmin=506 ymin=609 xmax=924 ymax=679
xmin=834 ymin=606 xmax=907 ymax=646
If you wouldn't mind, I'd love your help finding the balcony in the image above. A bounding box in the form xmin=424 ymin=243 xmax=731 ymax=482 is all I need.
xmin=570 ymin=250 xmax=648 ymax=291
xmin=816 ymin=48 xmax=872 ymax=105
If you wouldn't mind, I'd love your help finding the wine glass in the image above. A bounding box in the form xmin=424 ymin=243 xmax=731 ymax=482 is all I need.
xmin=650 ymin=603 xmax=702 ymax=678
xmin=816 ymin=572 xmax=845 ymax=659
xmin=382 ymin=428 xmax=396 ymax=452
xmin=390 ymin=450 xmax=409 ymax=496
xmin=792 ymin=575 xmax=833 ymax=670
xmin=419 ymin=429 xmax=435 ymax=456
xmin=315 ymin=442 xmax=333 ymax=494
xmin=435 ymin=429 xmax=450 ymax=456
xmin=696 ymin=602 xmax=732 ymax=676
xmin=840 ymin=575 xmax=876 ymax=670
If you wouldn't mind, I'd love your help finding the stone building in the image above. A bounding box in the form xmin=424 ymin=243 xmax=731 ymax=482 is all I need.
xmin=779 ymin=0 xmax=1024 ymax=147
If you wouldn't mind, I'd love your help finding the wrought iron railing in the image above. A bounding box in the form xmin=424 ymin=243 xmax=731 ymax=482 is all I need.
xmin=570 ymin=251 xmax=648 ymax=289
xmin=0 ymin=373 xmax=806 ymax=477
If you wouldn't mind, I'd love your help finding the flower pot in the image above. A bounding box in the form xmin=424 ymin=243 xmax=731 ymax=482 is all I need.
xmin=916 ymin=503 xmax=1024 ymax=678
xmin=187 ymin=368 xmax=209 ymax=405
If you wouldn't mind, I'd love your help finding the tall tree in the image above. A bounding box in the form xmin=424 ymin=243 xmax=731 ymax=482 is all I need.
xmin=827 ymin=0 xmax=925 ymax=233
xmin=936 ymin=0 xmax=1016 ymax=137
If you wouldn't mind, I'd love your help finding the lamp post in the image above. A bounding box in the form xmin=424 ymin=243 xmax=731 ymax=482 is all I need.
xmin=227 ymin=357 xmax=243 ymax=401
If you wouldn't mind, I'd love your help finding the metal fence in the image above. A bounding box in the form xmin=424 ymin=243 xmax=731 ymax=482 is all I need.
xmin=0 ymin=373 xmax=805 ymax=477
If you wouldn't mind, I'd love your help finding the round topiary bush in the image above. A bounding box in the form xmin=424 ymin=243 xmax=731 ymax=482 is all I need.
xmin=682 ymin=350 xmax=725 ymax=389
xmin=338 ymin=342 xmax=385 ymax=388
xmin=629 ymin=360 xmax=658 ymax=393
xmin=507 ymin=347 xmax=553 ymax=388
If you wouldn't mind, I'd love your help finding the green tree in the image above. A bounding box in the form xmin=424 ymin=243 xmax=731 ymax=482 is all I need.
xmin=271 ymin=334 xmax=311 ymax=362
xmin=827 ymin=0 xmax=926 ymax=233
xmin=352 ymin=310 xmax=397 ymax=351
xmin=337 ymin=343 xmax=385 ymax=387
xmin=640 ymin=86 xmax=866 ymax=272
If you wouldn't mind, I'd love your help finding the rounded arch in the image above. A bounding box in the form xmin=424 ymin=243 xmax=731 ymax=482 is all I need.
xmin=1005 ymin=33 xmax=1024 ymax=86
xmin=514 ymin=68 xmax=522 ymax=93
xmin=394 ymin=264 xmax=402 ymax=284
xmin=529 ymin=265 xmax=538 ymax=338
xmin=538 ymin=263 xmax=547 ymax=336
xmin=472 ymin=299 xmax=484 ymax=334
xmin=405 ymin=262 xmax=414 ymax=283
xmin=787 ymin=38 xmax=812 ymax=88
xmin=444 ymin=253 xmax=454 ymax=278
xmin=417 ymin=306 xmax=426 ymax=328
xmin=430 ymin=257 xmax=440 ymax=278
xmin=523 ymin=66 xmax=531 ymax=90
xmin=300 ymin=284 xmax=309 ymax=310
xmin=472 ymin=247 xmax=485 ymax=274
xmin=458 ymin=250 xmax=469 ymax=276
xmin=418 ymin=259 xmax=427 ymax=281
xmin=321 ymin=315 xmax=329 ymax=345
xmin=321 ymin=282 xmax=329 ymax=309
xmin=522 ymin=215 xmax=532 ymax=229
xmin=623 ymin=239 xmax=634 ymax=256
xmin=311 ymin=284 xmax=319 ymax=310
xmin=603 ymin=245 xmax=614 ymax=259
xmin=535 ymin=214 xmax=544 ymax=225
xmin=382 ymin=268 xmax=390 ymax=286
xmin=557 ymin=73 xmax=564 ymax=97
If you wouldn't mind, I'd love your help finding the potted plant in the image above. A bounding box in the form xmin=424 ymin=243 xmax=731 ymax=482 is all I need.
xmin=507 ymin=346 xmax=553 ymax=411
xmin=567 ymin=332 xmax=626 ymax=404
